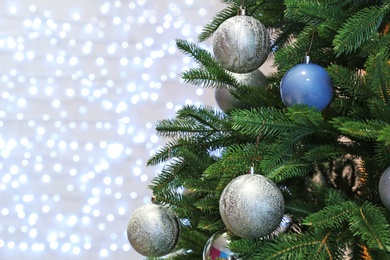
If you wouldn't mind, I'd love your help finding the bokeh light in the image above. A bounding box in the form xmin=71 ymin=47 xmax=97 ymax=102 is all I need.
xmin=0 ymin=0 xmax=223 ymax=259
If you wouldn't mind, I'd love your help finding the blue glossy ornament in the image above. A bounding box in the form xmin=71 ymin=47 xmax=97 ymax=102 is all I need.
xmin=280 ymin=56 xmax=333 ymax=111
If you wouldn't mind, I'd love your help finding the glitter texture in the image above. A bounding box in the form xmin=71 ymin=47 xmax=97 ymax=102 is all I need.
xmin=127 ymin=204 xmax=180 ymax=257
xmin=219 ymin=174 xmax=284 ymax=238
xmin=213 ymin=14 xmax=270 ymax=74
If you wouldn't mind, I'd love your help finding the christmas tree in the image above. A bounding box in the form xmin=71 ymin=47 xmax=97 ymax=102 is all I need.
xmin=132 ymin=0 xmax=390 ymax=259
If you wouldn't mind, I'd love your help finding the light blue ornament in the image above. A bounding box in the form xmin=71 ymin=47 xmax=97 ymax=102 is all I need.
xmin=280 ymin=56 xmax=333 ymax=111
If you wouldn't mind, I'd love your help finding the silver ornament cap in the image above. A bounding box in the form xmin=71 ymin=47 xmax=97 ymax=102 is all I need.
xmin=219 ymin=174 xmax=285 ymax=238
xmin=127 ymin=203 xmax=181 ymax=257
xmin=213 ymin=13 xmax=270 ymax=74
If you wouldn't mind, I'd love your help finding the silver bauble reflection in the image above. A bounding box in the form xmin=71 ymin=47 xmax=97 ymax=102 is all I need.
xmin=213 ymin=14 xmax=270 ymax=73
xmin=219 ymin=174 xmax=284 ymax=238
xmin=203 ymin=230 xmax=239 ymax=260
xmin=215 ymin=69 xmax=268 ymax=112
xmin=379 ymin=166 xmax=390 ymax=211
xmin=214 ymin=88 xmax=241 ymax=113
xmin=127 ymin=203 xmax=181 ymax=257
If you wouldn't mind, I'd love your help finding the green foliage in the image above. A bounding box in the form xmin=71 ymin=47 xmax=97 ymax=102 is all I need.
xmin=247 ymin=231 xmax=341 ymax=259
xmin=331 ymin=118 xmax=387 ymax=140
xmin=284 ymin=199 xmax=318 ymax=218
xmin=364 ymin=47 xmax=390 ymax=122
xmin=349 ymin=202 xmax=390 ymax=251
xmin=303 ymin=201 xmax=355 ymax=229
xmin=378 ymin=124 xmax=390 ymax=145
xmin=333 ymin=5 xmax=390 ymax=56
xmin=143 ymin=0 xmax=390 ymax=259
xmin=284 ymin=0 xmax=347 ymax=26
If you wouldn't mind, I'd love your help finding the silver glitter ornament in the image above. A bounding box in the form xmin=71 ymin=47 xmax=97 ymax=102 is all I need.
xmin=219 ymin=174 xmax=285 ymax=238
xmin=379 ymin=166 xmax=390 ymax=211
xmin=215 ymin=69 xmax=268 ymax=112
xmin=127 ymin=203 xmax=181 ymax=257
xmin=203 ymin=230 xmax=239 ymax=260
xmin=213 ymin=10 xmax=270 ymax=74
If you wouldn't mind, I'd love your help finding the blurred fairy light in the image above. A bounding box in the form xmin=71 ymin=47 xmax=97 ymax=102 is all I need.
xmin=0 ymin=0 xmax=221 ymax=259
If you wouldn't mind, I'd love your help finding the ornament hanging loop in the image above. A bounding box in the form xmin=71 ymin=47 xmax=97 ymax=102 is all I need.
xmin=304 ymin=55 xmax=310 ymax=64
xmin=304 ymin=29 xmax=316 ymax=62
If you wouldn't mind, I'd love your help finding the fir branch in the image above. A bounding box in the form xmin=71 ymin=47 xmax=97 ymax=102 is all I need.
xmin=153 ymin=105 xmax=231 ymax=140
xmin=198 ymin=3 xmax=239 ymax=42
xmin=273 ymin=27 xmax=314 ymax=72
xmin=176 ymin=105 xmax=231 ymax=130
xmin=286 ymin=105 xmax=325 ymax=126
xmin=324 ymin=188 xmax=349 ymax=206
xmin=349 ymin=202 xmax=390 ymax=251
xmin=155 ymin=117 xmax=215 ymax=138
xmin=266 ymin=162 xmax=310 ymax=182
xmin=196 ymin=217 xmax=224 ymax=232
xmin=368 ymin=98 xmax=390 ymax=123
xmin=365 ymin=47 xmax=390 ymax=110
xmin=149 ymin=165 xmax=181 ymax=193
xmin=181 ymin=67 xmax=235 ymax=89
xmin=176 ymin=40 xmax=237 ymax=89
xmin=146 ymin=139 xmax=193 ymax=166
xmin=327 ymin=64 xmax=369 ymax=102
xmin=285 ymin=199 xmax=318 ymax=218
xmin=251 ymin=232 xmax=335 ymax=259
xmin=333 ymin=5 xmax=389 ymax=56
xmin=269 ymin=23 xmax=301 ymax=54
xmin=359 ymin=33 xmax=390 ymax=58
xmin=228 ymin=237 xmax=266 ymax=257
xmin=203 ymin=157 xmax=247 ymax=181
xmin=374 ymin=142 xmax=390 ymax=170
xmin=251 ymin=0 xmax=286 ymax=27
xmin=232 ymin=107 xmax=337 ymax=173
xmin=231 ymin=107 xmax=295 ymax=138
xmin=284 ymin=0 xmax=345 ymax=26
xmin=203 ymin=143 xmax=259 ymax=181
xmin=303 ymin=144 xmax=346 ymax=163
xmin=378 ymin=124 xmax=390 ymax=145
xmin=259 ymin=140 xmax=298 ymax=173
xmin=331 ymin=118 xmax=387 ymax=140
xmin=303 ymin=201 xmax=356 ymax=230
xmin=184 ymin=176 xmax=219 ymax=193
xmin=193 ymin=195 xmax=219 ymax=213
xmin=175 ymin=39 xmax=223 ymax=72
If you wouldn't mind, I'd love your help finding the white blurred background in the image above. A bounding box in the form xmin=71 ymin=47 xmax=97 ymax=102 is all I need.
xmin=0 ymin=1 xmax=274 ymax=259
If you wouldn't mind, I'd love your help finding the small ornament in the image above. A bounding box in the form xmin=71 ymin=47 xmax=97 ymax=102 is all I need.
xmin=215 ymin=69 xmax=268 ymax=112
xmin=127 ymin=203 xmax=181 ymax=257
xmin=203 ymin=230 xmax=239 ymax=260
xmin=272 ymin=215 xmax=293 ymax=236
xmin=280 ymin=56 xmax=333 ymax=111
xmin=213 ymin=8 xmax=270 ymax=74
xmin=379 ymin=166 xmax=390 ymax=211
xmin=219 ymin=174 xmax=284 ymax=238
